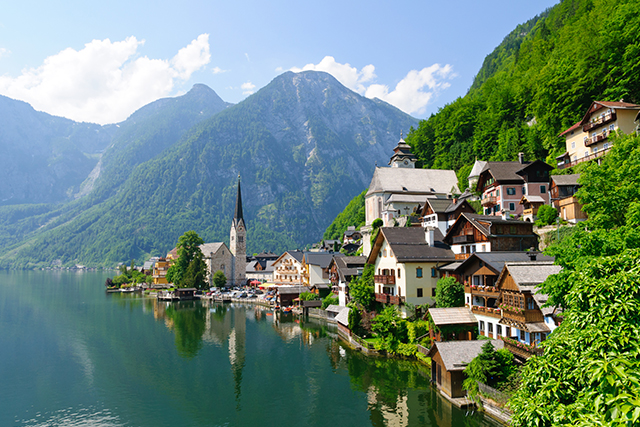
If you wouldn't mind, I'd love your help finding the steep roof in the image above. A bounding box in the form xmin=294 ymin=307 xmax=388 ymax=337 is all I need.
xmin=444 ymin=213 xmax=535 ymax=242
xmin=551 ymin=174 xmax=580 ymax=186
xmin=333 ymin=256 xmax=366 ymax=282
xmin=199 ymin=242 xmax=226 ymax=256
xmin=468 ymin=160 xmax=488 ymax=178
xmin=476 ymin=160 xmax=552 ymax=189
xmin=367 ymin=167 xmax=459 ymax=197
xmin=580 ymin=101 xmax=640 ymax=126
xmin=369 ymin=227 xmax=455 ymax=263
xmin=304 ymin=252 xmax=338 ymax=268
xmin=430 ymin=340 xmax=504 ymax=372
xmin=559 ymin=121 xmax=581 ymax=137
xmin=450 ymin=252 xmax=554 ymax=275
xmin=505 ymin=261 xmax=562 ymax=286
xmin=335 ymin=307 xmax=350 ymax=327
xmin=232 ymin=176 xmax=244 ymax=228
xmin=428 ymin=307 xmax=477 ymax=326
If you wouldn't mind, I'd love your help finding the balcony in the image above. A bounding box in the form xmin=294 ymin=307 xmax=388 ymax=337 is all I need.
xmin=584 ymin=131 xmax=610 ymax=147
xmin=558 ymin=145 xmax=612 ymax=170
xmin=471 ymin=305 xmax=502 ymax=319
xmin=374 ymin=275 xmax=396 ymax=285
xmin=375 ymin=293 xmax=405 ymax=305
xmin=455 ymin=253 xmax=471 ymax=260
xmin=469 ymin=285 xmax=500 ymax=298
xmin=481 ymin=196 xmax=498 ymax=207
xmin=582 ymin=111 xmax=616 ymax=132
xmin=501 ymin=337 xmax=543 ymax=359
xmin=453 ymin=234 xmax=474 ymax=244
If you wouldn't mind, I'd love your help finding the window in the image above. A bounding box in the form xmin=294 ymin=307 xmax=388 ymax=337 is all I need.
xmin=432 ymin=287 xmax=437 ymax=297
xmin=571 ymin=141 xmax=575 ymax=149
xmin=479 ymin=321 xmax=485 ymax=331
xmin=603 ymin=143 xmax=609 ymax=150
xmin=431 ymin=267 xmax=437 ymax=278
xmin=416 ymin=268 xmax=423 ymax=278
xmin=506 ymin=187 xmax=516 ymax=195
xmin=583 ymin=136 xmax=588 ymax=143
xmin=610 ymin=124 xmax=615 ymax=131
xmin=520 ymin=330 xmax=526 ymax=341
xmin=466 ymin=296 xmax=470 ymax=304
xmin=527 ymin=298 xmax=536 ymax=310
xmin=238 ymin=236 xmax=243 ymax=242
xmin=488 ymin=323 xmax=493 ymax=333
xmin=509 ymin=202 xmax=515 ymax=211
xmin=383 ymin=249 xmax=387 ymax=257
xmin=593 ymin=146 xmax=599 ymax=153
xmin=497 ymin=325 xmax=502 ymax=336
xmin=417 ymin=288 xmax=423 ymax=298
xmin=397 ymin=269 xmax=401 ymax=278
xmin=496 ymin=189 xmax=500 ymax=197
xmin=540 ymin=185 xmax=546 ymax=194
xmin=522 ymin=186 xmax=526 ymax=195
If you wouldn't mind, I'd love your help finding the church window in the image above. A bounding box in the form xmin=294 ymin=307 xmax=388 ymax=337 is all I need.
xmin=238 ymin=236 xmax=244 ymax=242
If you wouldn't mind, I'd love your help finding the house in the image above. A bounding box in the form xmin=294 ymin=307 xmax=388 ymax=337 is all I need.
xmin=428 ymin=340 xmax=504 ymax=399
xmin=329 ymin=255 xmax=366 ymax=306
xmin=152 ymin=257 xmax=171 ymax=285
xmin=420 ymin=197 xmax=476 ymax=236
xmin=443 ymin=213 xmax=539 ymax=259
xmin=367 ymin=226 xmax=455 ymax=313
xmin=272 ymin=250 xmax=306 ymax=286
xmin=199 ymin=242 xmax=233 ymax=287
xmin=277 ymin=285 xmax=310 ymax=307
xmin=476 ymin=155 xmax=552 ymax=217
xmin=519 ymin=195 xmax=546 ymax=223
xmin=557 ymin=100 xmax=640 ymax=170
xmin=467 ymin=159 xmax=488 ymax=191
xmin=361 ymin=134 xmax=459 ymax=256
xmin=427 ymin=307 xmax=478 ymax=342
xmin=245 ymin=259 xmax=275 ymax=283
xmin=302 ymin=252 xmax=337 ymax=289
xmin=550 ymin=174 xmax=587 ymax=223
xmin=343 ymin=226 xmax=362 ymax=244
xmin=497 ymin=261 xmax=562 ymax=360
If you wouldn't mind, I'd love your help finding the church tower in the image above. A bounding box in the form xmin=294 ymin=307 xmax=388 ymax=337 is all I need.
xmin=389 ymin=132 xmax=417 ymax=168
xmin=229 ymin=176 xmax=246 ymax=287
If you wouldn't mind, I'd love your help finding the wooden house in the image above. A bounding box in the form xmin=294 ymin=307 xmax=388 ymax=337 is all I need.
xmin=519 ymin=195 xmax=546 ymax=223
xmin=276 ymin=285 xmax=310 ymax=307
xmin=420 ymin=197 xmax=476 ymax=236
xmin=443 ymin=213 xmax=538 ymax=260
xmin=427 ymin=307 xmax=477 ymax=342
xmin=329 ymin=255 xmax=366 ymax=306
xmin=428 ymin=340 xmax=504 ymax=399
xmin=550 ymin=174 xmax=587 ymax=223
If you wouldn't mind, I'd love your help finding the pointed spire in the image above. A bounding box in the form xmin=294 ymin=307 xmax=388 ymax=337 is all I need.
xmin=234 ymin=175 xmax=243 ymax=223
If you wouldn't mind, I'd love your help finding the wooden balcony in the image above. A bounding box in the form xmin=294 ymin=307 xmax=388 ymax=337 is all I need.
xmin=585 ymin=131 xmax=609 ymax=147
xmin=455 ymin=253 xmax=471 ymax=260
xmin=470 ymin=305 xmax=502 ymax=319
xmin=375 ymin=293 xmax=404 ymax=305
xmin=501 ymin=308 xmax=544 ymax=324
xmin=374 ymin=275 xmax=396 ymax=285
xmin=501 ymin=337 xmax=543 ymax=359
xmin=453 ymin=234 xmax=474 ymax=244
xmin=558 ymin=146 xmax=611 ymax=169
xmin=469 ymin=285 xmax=500 ymax=298
xmin=582 ymin=111 xmax=616 ymax=132
xmin=481 ymin=196 xmax=498 ymax=207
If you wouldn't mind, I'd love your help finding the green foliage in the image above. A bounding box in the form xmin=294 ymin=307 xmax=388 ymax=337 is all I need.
xmin=300 ymin=291 xmax=320 ymax=301
xmin=169 ymin=231 xmax=207 ymax=289
xmin=321 ymin=294 xmax=338 ymax=309
xmin=212 ymin=270 xmax=227 ymax=288
xmin=435 ymin=276 xmax=464 ymax=308
xmin=534 ymin=204 xmax=558 ymax=227
xmin=348 ymin=305 xmax=362 ymax=334
xmin=463 ymin=342 xmax=516 ymax=396
xmin=406 ymin=320 xmax=430 ymax=345
xmin=372 ymin=306 xmax=409 ymax=354
xmin=322 ymin=189 xmax=366 ymax=241
xmin=349 ymin=264 xmax=375 ymax=310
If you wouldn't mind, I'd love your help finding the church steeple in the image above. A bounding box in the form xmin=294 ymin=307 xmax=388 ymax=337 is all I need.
xmin=233 ymin=175 xmax=244 ymax=227
xmin=389 ymin=131 xmax=417 ymax=168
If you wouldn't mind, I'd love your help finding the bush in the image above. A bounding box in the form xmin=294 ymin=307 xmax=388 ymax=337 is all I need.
xmin=535 ymin=204 xmax=558 ymax=227
xmin=321 ymin=294 xmax=338 ymax=309
xmin=300 ymin=291 xmax=320 ymax=301
xmin=435 ymin=276 xmax=464 ymax=307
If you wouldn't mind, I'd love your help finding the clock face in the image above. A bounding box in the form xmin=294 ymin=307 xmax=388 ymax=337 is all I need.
xmin=403 ymin=160 xmax=409 ymax=165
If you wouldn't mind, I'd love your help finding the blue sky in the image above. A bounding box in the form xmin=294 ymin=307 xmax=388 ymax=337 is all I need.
xmin=0 ymin=0 xmax=558 ymax=124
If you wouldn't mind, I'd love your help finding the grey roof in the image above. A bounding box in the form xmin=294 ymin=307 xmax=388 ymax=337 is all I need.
xmin=453 ymin=252 xmax=554 ymax=275
xmin=277 ymin=285 xmax=310 ymax=295
xmin=431 ymin=340 xmax=504 ymax=372
xmin=377 ymin=227 xmax=455 ymax=263
xmin=506 ymin=262 xmax=562 ymax=286
xmin=325 ymin=304 xmax=343 ymax=313
xmin=446 ymin=213 xmax=535 ymax=240
xmin=521 ymin=195 xmax=545 ymax=204
xmin=143 ymin=261 xmax=154 ymax=270
xmin=199 ymin=242 xmax=226 ymax=256
xmin=333 ymin=256 xmax=366 ymax=282
xmin=438 ymin=261 xmax=464 ymax=271
xmin=428 ymin=307 xmax=477 ymax=326
xmin=478 ymin=160 xmax=552 ymax=185
xmin=551 ymin=174 xmax=581 ymax=186
xmin=386 ymin=194 xmax=431 ymax=204
xmin=367 ymin=167 xmax=459 ymax=197
xmin=304 ymin=252 xmax=338 ymax=268
xmin=287 ymin=250 xmax=305 ymax=263
xmin=468 ymin=160 xmax=488 ymax=179
xmin=335 ymin=307 xmax=350 ymax=327
xmin=424 ymin=198 xmax=455 ymax=214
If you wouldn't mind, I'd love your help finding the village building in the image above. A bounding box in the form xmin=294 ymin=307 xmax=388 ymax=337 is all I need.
xmin=557 ymin=100 xmax=640 ymax=170
xmin=152 ymin=257 xmax=171 ymax=285
xmin=497 ymin=261 xmax=562 ymax=360
xmin=245 ymin=258 xmax=275 ymax=283
xmin=200 ymin=242 xmax=233 ymax=287
xmin=419 ymin=197 xmax=476 ymax=236
xmin=443 ymin=213 xmax=539 ymax=260
xmin=276 ymin=285 xmax=310 ymax=307
xmin=427 ymin=307 xmax=478 ymax=342
xmin=342 ymin=226 xmax=362 ymax=244
xmin=519 ymin=195 xmax=546 ymax=223
xmin=272 ymin=250 xmax=305 ymax=286
xmin=302 ymin=252 xmax=336 ymax=289
xmin=476 ymin=155 xmax=552 ymax=218
xmin=428 ymin=340 xmax=504 ymax=399
xmin=361 ymin=134 xmax=459 ymax=256
xmin=329 ymin=255 xmax=366 ymax=306
xmin=550 ymin=174 xmax=587 ymax=223
xmin=368 ymin=226 xmax=455 ymax=313
xmin=467 ymin=159 xmax=488 ymax=191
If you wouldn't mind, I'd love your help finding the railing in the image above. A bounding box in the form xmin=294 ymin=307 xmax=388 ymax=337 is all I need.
xmin=481 ymin=196 xmax=498 ymax=207
xmin=375 ymin=293 xmax=390 ymax=304
xmin=582 ymin=111 xmax=616 ymax=132
xmin=471 ymin=305 xmax=502 ymax=318
xmin=453 ymin=234 xmax=474 ymax=244
xmin=501 ymin=336 xmax=543 ymax=359
xmin=558 ymin=145 xmax=612 ymax=170
xmin=585 ymin=131 xmax=609 ymax=147
xmin=455 ymin=253 xmax=471 ymax=260
xmin=374 ymin=293 xmax=404 ymax=305
xmin=374 ymin=275 xmax=396 ymax=285
xmin=470 ymin=285 xmax=500 ymax=297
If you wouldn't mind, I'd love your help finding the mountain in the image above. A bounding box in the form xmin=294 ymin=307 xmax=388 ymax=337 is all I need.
xmin=0 ymin=95 xmax=116 ymax=205
xmin=0 ymin=71 xmax=418 ymax=268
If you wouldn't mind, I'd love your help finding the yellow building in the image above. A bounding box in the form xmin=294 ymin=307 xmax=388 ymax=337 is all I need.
xmin=152 ymin=257 xmax=171 ymax=285
xmin=557 ymin=100 xmax=640 ymax=169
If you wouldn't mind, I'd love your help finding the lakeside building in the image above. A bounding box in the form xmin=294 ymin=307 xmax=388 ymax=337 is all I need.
xmin=361 ymin=134 xmax=459 ymax=256
xmin=272 ymin=250 xmax=306 ymax=286
xmin=556 ymin=100 xmax=640 ymax=170
xmin=328 ymin=255 xmax=366 ymax=306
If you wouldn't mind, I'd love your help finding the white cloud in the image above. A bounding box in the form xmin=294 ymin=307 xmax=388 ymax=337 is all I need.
xmin=212 ymin=67 xmax=227 ymax=74
xmin=0 ymin=34 xmax=211 ymax=124
xmin=0 ymin=47 xmax=9 ymax=58
xmin=291 ymin=56 xmax=454 ymax=116
xmin=241 ymin=81 xmax=256 ymax=95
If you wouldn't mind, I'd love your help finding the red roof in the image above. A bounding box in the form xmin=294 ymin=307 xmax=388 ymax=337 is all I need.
xmin=559 ymin=121 xmax=581 ymax=137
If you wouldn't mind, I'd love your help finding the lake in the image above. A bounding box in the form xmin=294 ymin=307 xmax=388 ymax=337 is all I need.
xmin=0 ymin=271 xmax=499 ymax=426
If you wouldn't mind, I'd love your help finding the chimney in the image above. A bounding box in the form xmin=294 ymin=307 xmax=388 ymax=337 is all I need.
xmin=501 ymin=210 xmax=509 ymax=221
xmin=425 ymin=226 xmax=435 ymax=247
xmin=518 ymin=152 xmax=525 ymax=164
xmin=528 ymin=249 xmax=537 ymax=261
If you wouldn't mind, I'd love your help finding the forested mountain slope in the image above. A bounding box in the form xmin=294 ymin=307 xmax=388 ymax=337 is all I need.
xmin=0 ymin=71 xmax=418 ymax=267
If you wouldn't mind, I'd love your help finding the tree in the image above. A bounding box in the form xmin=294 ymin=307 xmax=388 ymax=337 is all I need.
xmin=212 ymin=270 xmax=227 ymax=288
xmin=167 ymin=230 xmax=207 ymax=289
xmin=371 ymin=306 xmax=408 ymax=353
xmin=350 ymin=264 xmax=375 ymax=309
xmin=534 ymin=204 xmax=558 ymax=227
xmin=463 ymin=341 xmax=516 ymax=396
xmin=435 ymin=276 xmax=464 ymax=308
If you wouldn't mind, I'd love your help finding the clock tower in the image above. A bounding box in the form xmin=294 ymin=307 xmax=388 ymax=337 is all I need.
xmin=388 ymin=132 xmax=417 ymax=168
xmin=229 ymin=176 xmax=246 ymax=287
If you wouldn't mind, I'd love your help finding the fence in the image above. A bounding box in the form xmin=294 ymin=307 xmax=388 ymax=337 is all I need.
xmin=477 ymin=381 xmax=510 ymax=407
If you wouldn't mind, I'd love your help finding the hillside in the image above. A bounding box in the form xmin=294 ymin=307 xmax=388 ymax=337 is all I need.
xmin=0 ymin=71 xmax=418 ymax=268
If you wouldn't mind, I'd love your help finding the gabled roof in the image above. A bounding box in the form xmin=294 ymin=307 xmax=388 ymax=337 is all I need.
xmin=443 ymin=213 xmax=535 ymax=243
xmin=559 ymin=121 xmax=582 ymax=137
xmin=468 ymin=160 xmax=488 ymax=178
xmin=428 ymin=307 xmax=477 ymax=326
xmin=272 ymin=250 xmax=306 ymax=267
xmin=423 ymin=198 xmax=455 ymax=214
xmin=519 ymin=195 xmax=545 ymax=205
xmin=551 ymin=174 xmax=580 ymax=187
xmin=367 ymin=167 xmax=459 ymax=197
xmin=199 ymin=242 xmax=227 ymax=256
xmin=332 ymin=256 xmax=366 ymax=282
xmin=368 ymin=227 xmax=455 ymax=264
xmin=447 ymin=252 xmax=554 ymax=276
xmin=476 ymin=160 xmax=552 ymax=190
xmin=429 ymin=340 xmax=504 ymax=372
xmin=303 ymin=252 xmax=338 ymax=269
xmin=335 ymin=307 xmax=350 ymax=327
xmin=502 ymin=261 xmax=562 ymax=287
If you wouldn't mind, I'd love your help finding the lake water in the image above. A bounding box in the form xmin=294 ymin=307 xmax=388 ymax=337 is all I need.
xmin=0 ymin=271 xmax=499 ymax=426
